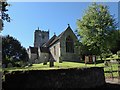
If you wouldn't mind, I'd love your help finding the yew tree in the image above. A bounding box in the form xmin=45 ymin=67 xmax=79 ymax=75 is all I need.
xmin=2 ymin=35 xmax=28 ymax=66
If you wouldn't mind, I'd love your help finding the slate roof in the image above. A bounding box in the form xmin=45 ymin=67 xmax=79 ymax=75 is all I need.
xmin=29 ymin=46 xmax=49 ymax=54
xmin=40 ymin=47 xmax=49 ymax=53
xmin=48 ymin=25 xmax=72 ymax=47
xmin=43 ymin=35 xmax=57 ymax=47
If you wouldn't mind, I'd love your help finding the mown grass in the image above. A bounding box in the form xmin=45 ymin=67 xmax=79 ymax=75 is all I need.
xmin=2 ymin=61 xmax=104 ymax=72
xmin=96 ymin=54 xmax=119 ymax=61
xmin=2 ymin=61 xmax=119 ymax=78
xmin=104 ymin=63 xmax=119 ymax=78
xmin=2 ymin=53 xmax=120 ymax=78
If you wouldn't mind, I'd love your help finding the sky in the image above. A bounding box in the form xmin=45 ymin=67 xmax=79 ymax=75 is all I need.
xmin=1 ymin=2 xmax=119 ymax=49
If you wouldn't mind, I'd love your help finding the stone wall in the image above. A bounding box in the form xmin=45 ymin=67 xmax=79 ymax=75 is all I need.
xmin=60 ymin=28 xmax=79 ymax=62
xmin=38 ymin=53 xmax=49 ymax=63
xmin=3 ymin=67 xmax=105 ymax=89
xmin=29 ymin=54 xmax=37 ymax=63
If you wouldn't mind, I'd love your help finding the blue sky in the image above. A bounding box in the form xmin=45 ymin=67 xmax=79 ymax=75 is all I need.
xmin=2 ymin=2 xmax=119 ymax=48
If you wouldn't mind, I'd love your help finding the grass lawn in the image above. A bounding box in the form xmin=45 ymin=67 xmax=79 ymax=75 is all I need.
xmin=2 ymin=53 xmax=120 ymax=78
xmin=2 ymin=61 xmax=120 ymax=79
xmin=96 ymin=54 xmax=119 ymax=61
xmin=2 ymin=61 xmax=104 ymax=72
xmin=104 ymin=63 xmax=119 ymax=78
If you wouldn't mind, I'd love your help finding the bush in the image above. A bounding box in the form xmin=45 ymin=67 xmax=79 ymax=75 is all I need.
xmin=117 ymin=51 xmax=120 ymax=58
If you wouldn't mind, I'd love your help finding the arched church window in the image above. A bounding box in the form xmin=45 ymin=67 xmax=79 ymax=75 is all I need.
xmin=66 ymin=36 xmax=74 ymax=53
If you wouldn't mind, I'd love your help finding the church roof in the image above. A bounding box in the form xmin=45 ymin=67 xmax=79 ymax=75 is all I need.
xmin=40 ymin=47 xmax=49 ymax=53
xmin=43 ymin=35 xmax=57 ymax=47
xmin=29 ymin=46 xmax=49 ymax=53
xmin=49 ymin=25 xmax=72 ymax=47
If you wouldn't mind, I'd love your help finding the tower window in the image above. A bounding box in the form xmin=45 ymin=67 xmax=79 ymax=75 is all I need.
xmin=66 ymin=36 xmax=74 ymax=53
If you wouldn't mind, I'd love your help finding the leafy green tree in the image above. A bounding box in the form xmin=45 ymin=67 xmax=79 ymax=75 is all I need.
xmin=110 ymin=30 xmax=120 ymax=54
xmin=2 ymin=35 xmax=28 ymax=67
xmin=75 ymin=41 xmax=92 ymax=60
xmin=76 ymin=3 xmax=117 ymax=60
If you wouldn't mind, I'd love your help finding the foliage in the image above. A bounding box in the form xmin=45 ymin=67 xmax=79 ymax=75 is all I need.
xmin=1 ymin=1 xmax=10 ymax=22
xmin=0 ymin=1 xmax=10 ymax=31
xmin=2 ymin=35 xmax=28 ymax=67
xmin=75 ymin=41 xmax=93 ymax=60
xmin=76 ymin=3 xmax=117 ymax=60
xmin=104 ymin=64 xmax=119 ymax=78
xmin=110 ymin=30 xmax=120 ymax=54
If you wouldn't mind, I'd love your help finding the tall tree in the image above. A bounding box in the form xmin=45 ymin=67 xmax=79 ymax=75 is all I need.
xmin=110 ymin=30 xmax=120 ymax=54
xmin=0 ymin=1 xmax=10 ymax=31
xmin=77 ymin=3 xmax=117 ymax=60
xmin=2 ymin=35 xmax=28 ymax=66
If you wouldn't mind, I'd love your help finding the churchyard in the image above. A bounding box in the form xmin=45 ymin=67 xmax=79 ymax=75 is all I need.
xmin=2 ymin=54 xmax=120 ymax=78
xmin=2 ymin=54 xmax=120 ymax=89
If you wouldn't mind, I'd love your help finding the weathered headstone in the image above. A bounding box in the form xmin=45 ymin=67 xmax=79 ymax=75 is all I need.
xmin=49 ymin=59 xmax=54 ymax=67
xmin=43 ymin=62 xmax=47 ymax=65
xmin=7 ymin=63 xmax=13 ymax=68
xmin=59 ymin=57 xmax=62 ymax=63
xmin=89 ymin=55 xmax=93 ymax=63
xmin=93 ymin=55 xmax=96 ymax=65
xmin=2 ymin=64 xmax=6 ymax=68
xmin=85 ymin=56 xmax=89 ymax=64
xmin=104 ymin=61 xmax=109 ymax=66
xmin=43 ymin=55 xmax=48 ymax=65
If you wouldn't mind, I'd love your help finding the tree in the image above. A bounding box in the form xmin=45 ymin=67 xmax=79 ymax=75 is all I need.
xmin=75 ymin=40 xmax=92 ymax=60
xmin=76 ymin=3 xmax=117 ymax=60
xmin=0 ymin=1 xmax=10 ymax=31
xmin=110 ymin=30 xmax=120 ymax=54
xmin=2 ymin=35 xmax=28 ymax=67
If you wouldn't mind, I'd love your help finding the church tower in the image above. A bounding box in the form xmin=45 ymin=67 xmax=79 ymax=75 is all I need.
xmin=34 ymin=27 xmax=49 ymax=47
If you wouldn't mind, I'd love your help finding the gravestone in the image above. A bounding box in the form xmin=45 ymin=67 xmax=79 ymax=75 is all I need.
xmin=43 ymin=55 xmax=48 ymax=65
xmin=85 ymin=56 xmax=89 ymax=64
xmin=2 ymin=64 xmax=6 ymax=68
xmin=43 ymin=62 xmax=47 ymax=65
xmin=104 ymin=61 xmax=109 ymax=67
xmin=89 ymin=55 xmax=93 ymax=63
xmin=49 ymin=59 xmax=54 ymax=67
xmin=59 ymin=57 xmax=62 ymax=63
xmin=7 ymin=63 xmax=13 ymax=68
xmin=93 ymin=55 xmax=96 ymax=65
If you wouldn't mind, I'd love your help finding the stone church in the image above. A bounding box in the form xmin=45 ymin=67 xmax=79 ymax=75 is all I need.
xmin=27 ymin=24 xmax=80 ymax=64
